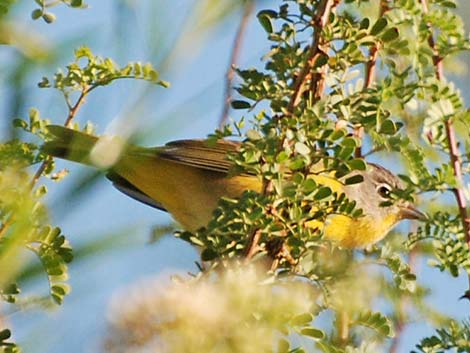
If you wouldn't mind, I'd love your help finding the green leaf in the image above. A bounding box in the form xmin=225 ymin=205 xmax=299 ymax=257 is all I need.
xmin=341 ymin=137 xmax=360 ymax=148
xmin=344 ymin=174 xmax=364 ymax=185
xmin=42 ymin=12 xmax=56 ymax=23
xmin=71 ymin=0 xmax=83 ymax=7
xmin=231 ymin=100 xmax=251 ymax=109
xmin=329 ymin=129 xmax=346 ymax=141
xmin=300 ymin=327 xmax=325 ymax=339
xmin=313 ymin=53 xmax=329 ymax=68
xmin=314 ymin=186 xmax=332 ymax=200
xmin=290 ymin=313 xmax=313 ymax=326
xmin=0 ymin=329 xmax=11 ymax=341
xmin=353 ymin=311 xmax=395 ymax=337
xmin=201 ymin=248 xmax=218 ymax=261
xmin=31 ymin=8 xmax=42 ymax=19
xmin=346 ymin=159 xmax=366 ymax=171
xmin=289 ymin=157 xmax=305 ymax=170
xmin=379 ymin=119 xmax=400 ymax=135
xmin=381 ymin=28 xmax=399 ymax=42
xmin=303 ymin=178 xmax=317 ymax=194
xmin=359 ymin=18 xmax=370 ymax=30
xmin=276 ymin=151 xmax=290 ymax=163
xmin=370 ymin=17 xmax=388 ymax=36
xmin=277 ymin=338 xmax=290 ymax=353
xmin=246 ymin=129 xmax=262 ymax=141
xmin=257 ymin=11 xmax=274 ymax=34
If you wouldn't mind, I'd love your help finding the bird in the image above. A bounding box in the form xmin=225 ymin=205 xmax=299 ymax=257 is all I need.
xmin=41 ymin=125 xmax=425 ymax=248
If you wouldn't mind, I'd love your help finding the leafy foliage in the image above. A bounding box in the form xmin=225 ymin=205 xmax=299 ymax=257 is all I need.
xmin=37 ymin=46 xmax=168 ymax=111
xmin=0 ymin=43 xmax=165 ymax=349
xmin=0 ymin=329 xmax=19 ymax=353
xmin=413 ymin=320 xmax=470 ymax=353
xmin=352 ymin=311 xmax=395 ymax=338
xmin=173 ymin=0 xmax=470 ymax=351
xmin=0 ymin=0 xmax=15 ymax=18
xmin=2 ymin=0 xmax=470 ymax=352
xmin=30 ymin=0 xmax=87 ymax=24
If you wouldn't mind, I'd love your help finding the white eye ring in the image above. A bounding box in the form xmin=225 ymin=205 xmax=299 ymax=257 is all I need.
xmin=376 ymin=184 xmax=392 ymax=199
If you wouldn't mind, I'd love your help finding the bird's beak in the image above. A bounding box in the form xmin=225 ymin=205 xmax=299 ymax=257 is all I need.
xmin=399 ymin=203 xmax=427 ymax=221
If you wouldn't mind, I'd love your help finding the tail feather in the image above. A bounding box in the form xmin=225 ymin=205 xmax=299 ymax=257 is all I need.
xmin=41 ymin=125 xmax=99 ymax=165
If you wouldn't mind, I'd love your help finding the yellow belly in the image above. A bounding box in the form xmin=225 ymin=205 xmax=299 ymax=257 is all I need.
xmin=321 ymin=213 xmax=399 ymax=248
xmin=115 ymin=156 xmax=397 ymax=248
xmin=114 ymin=156 xmax=261 ymax=231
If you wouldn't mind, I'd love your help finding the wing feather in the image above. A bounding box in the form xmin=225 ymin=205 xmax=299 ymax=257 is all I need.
xmin=130 ymin=139 xmax=241 ymax=173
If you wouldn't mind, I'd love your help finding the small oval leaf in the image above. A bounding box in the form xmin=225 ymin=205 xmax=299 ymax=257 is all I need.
xmin=300 ymin=327 xmax=325 ymax=339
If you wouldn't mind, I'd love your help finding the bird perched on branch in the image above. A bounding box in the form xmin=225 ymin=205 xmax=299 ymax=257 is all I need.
xmin=42 ymin=125 xmax=425 ymax=248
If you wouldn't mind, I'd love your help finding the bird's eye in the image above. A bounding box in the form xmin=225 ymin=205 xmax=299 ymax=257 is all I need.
xmin=377 ymin=184 xmax=392 ymax=199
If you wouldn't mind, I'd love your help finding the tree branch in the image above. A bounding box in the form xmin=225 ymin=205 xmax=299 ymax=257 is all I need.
xmin=30 ymin=88 xmax=89 ymax=189
xmin=389 ymin=242 xmax=419 ymax=353
xmin=419 ymin=0 xmax=443 ymax=80
xmin=444 ymin=120 xmax=470 ymax=244
xmin=357 ymin=0 xmax=389 ymax=158
xmin=287 ymin=0 xmax=338 ymax=112
xmin=0 ymin=87 xmax=89 ymax=238
xmin=247 ymin=0 xmax=338 ymax=263
xmin=244 ymin=229 xmax=262 ymax=260
xmin=419 ymin=0 xmax=470 ymax=293
xmin=363 ymin=0 xmax=389 ymax=90
xmin=245 ymin=1 xmax=337 ymax=261
xmin=219 ymin=1 xmax=254 ymax=129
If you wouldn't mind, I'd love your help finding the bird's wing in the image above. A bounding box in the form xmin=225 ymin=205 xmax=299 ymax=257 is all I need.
xmin=133 ymin=139 xmax=241 ymax=174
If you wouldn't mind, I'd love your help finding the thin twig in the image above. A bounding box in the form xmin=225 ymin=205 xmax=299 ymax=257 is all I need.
xmin=0 ymin=87 xmax=89 ymax=238
xmin=444 ymin=121 xmax=470 ymax=243
xmin=64 ymin=89 xmax=88 ymax=127
xmin=244 ymin=179 xmax=273 ymax=260
xmin=357 ymin=0 xmax=389 ymax=158
xmin=419 ymin=0 xmax=470 ymax=289
xmin=246 ymin=0 xmax=338 ymax=262
xmin=363 ymin=43 xmax=379 ymax=89
xmin=244 ymin=229 xmax=262 ymax=260
xmin=30 ymin=156 xmax=52 ymax=189
xmin=0 ymin=217 xmax=12 ymax=238
xmin=219 ymin=0 xmax=254 ymax=129
xmin=338 ymin=311 xmax=350 ymax=344
xmin=363 ymin=0 xmax=389 ymax=90
xmin=353 ymin=126 xmax=364 ymax=158
xmin=419 ymin=0 xmax=470 ymax=244
xmin=30 ymin=88 xmax=89 ymax=189
xmin=244 ymin=1 xmax=338 ymax=261
xmin=419 ymin=0 xmax=443 ymax=80
xmin=389 ymin=241 xmax=419 ymax=353
xmin=287 ymin=0 xmax=338 ymax=112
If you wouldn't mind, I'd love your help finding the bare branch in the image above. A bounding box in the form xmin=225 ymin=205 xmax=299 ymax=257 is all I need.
xmin=287 ymin=0 xmax=338 ymax=112
xmin=363 ymin=1 xmax=390 ymax=89
xmin=420 ymin=0 xmax=470 ymax=299
xmin=444 ymin=120 xmax=470 ymax=243
xmin=244 ymin=229 xmax=262 ymax=260
xmin=357 ymin=1 xmax=390 ymax=158
xmin=420 ymin=0 xmax=470 ymax=244
xmin=389 ymin=242 xmax=420 ymax=353
xmin=219 ymin=1 xmax=254 ymax=129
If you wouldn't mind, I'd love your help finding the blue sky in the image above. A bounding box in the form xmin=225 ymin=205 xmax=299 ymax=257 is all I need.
xmin=2 ymin=1 xmax=470 ymax=352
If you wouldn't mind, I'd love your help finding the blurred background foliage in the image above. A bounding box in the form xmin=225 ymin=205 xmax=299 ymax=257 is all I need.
xmin=1 ymin=0 xmax=470 ymax=352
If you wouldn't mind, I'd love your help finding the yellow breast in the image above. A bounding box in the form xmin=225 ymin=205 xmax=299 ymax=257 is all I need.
xmin=322 ymin=213 xmax=400 ymax=248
